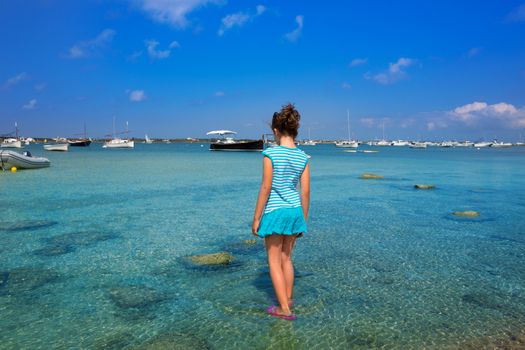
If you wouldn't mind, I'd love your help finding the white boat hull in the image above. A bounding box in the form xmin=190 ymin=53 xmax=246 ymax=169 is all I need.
xmin=0 ymin=150 xmax=50 ymax=169
xmin=1 ymin=140 xmax=22 ymax=148
xmin=103 ymin=140 xmax=134 ymax=148
xmin=44 ymin=144 xmax=69 ymax=152
xmin=335 ymin=141 xmax=358 ymax=148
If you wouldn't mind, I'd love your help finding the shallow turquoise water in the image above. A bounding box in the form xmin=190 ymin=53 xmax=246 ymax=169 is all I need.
xmin=1 ymin=143 xmax=524 ymax=349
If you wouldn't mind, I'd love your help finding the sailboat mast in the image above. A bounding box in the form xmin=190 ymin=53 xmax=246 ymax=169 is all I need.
xmin=347 ymin=109 xmax=351 ymax=141
xmin=15 ymin=122 xmax=18 ymax=139
xmin=112 ymin=117 xmax=116 ymax=138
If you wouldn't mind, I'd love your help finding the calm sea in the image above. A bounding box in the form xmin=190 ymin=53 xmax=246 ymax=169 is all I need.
xmin=1 ymin=143 xmax=524 ymax=349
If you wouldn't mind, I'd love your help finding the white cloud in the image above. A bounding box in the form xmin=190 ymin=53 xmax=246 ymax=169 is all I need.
xmin=466 ymin=47 xmax=482 ymax=58
xmin=34 ymin=83 xmax=46 ymax=92
xmin=22 ymin=99 xmax=37 ymax=110
xmin=350 ymin=58 xmax=367 ymax=67
xmin=214 ymin=91 xmax=225 ymax=97
xmin=365 ymin=57 xmax=416 ymax=85
xmin=3 ymin=72 xmax=29 ymax=89
xmin=218 ymin=12 xmax=250 ymax=36
xmin=218 ymin=5 xmax=266 ymax=36
xmin=507 ymin=4 xmax=525 ymax=22
xmin=341 ymin=82 xmax=352 ymax=89
xmin=127 ymin=51 xmax=143 ymax=61
xmin=128 ymin=90 xmax=147 ymax=102
xmin=360 ymin=118 xmax=375 ymax=128
xmin=66 ymin=29 xmax=116 ymax=59
xmin=256 ymin=5 xmax=266 ymax=15
xmin=145 ymin=40 xmax=179 ymax=59
xmin=284 ymin=15 xmax=304 ymax=42
xmin=450 ymin=101 xmax=523 ymax=127
xmin=136 ymin=0 xmax=221 ymax=28
xmin=422 ymin=101 xmax=525 ymax=131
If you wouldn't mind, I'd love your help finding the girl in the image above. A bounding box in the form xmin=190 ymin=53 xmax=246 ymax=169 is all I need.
xmin=252 ymin=103 xmax=310 ymax=321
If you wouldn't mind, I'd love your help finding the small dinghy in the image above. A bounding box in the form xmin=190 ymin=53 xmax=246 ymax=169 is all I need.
xmin=44 ymin=143 xmax=69 ymax=152
xmin=0 ymin=150 xmax=50 ymax=170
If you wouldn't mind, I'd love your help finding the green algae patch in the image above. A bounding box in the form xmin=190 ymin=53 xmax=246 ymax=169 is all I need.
xmin=360 ymin=173 xmax=383 ymax=180
xmin=453 ymin=210 xmax=480 ymax=218
xmin=414 ymin=184 xmax=435 ymax=189
xmin=189 ymin=252 xmax=234 ymax=266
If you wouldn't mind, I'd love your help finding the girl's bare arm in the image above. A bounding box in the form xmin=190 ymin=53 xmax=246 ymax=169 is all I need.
xmin=252 ymin=157 xmax=273 ymax=235
xmin=300 ymin=163 xmax=310 ymax=220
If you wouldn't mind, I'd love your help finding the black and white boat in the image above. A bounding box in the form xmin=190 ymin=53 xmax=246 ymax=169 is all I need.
xmin=0 ymin=150 xmax=50 ymax=170
xmin=68 ymin=124 xmax=92 ymax=147
xmin=207 ymin=130 xmax=264 ymax=151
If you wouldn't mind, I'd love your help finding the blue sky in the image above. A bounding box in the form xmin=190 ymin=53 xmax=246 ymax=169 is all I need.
xmin=1 ymin=0 xmax=524 ymax=141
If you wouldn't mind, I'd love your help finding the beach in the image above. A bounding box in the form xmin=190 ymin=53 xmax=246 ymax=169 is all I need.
xmin=1 ymin=143 xmax=524 ymax=349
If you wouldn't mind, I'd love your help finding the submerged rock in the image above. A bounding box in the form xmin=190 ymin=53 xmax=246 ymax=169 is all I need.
xmin=453 ymin=210 xmax=480 ymax=218
xmin=33 ymin=244 xmax=75 ymax=257
xmin=109 ymin=285 xmax=168 ymax=309
xmin=133 ymin=332 xmax=210 ymax=350
xmin=360 ymin=173 xmax=383 ymax=180
xmin=189 ymin=252 xmax=234 ymax=266
xmin=0 ymin=220 xmax=58 ymax=233
xmin=0 ymin=266 xmax=59 ymax=294
xmin=414 ymin=184 xmax=435 ymax=189
xmin=243 ymin=239 xmax=257 ymax=245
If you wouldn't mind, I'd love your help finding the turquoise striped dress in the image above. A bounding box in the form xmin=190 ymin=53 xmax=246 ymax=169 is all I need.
xmin=258 ymin=145 xmax=310 ymax=237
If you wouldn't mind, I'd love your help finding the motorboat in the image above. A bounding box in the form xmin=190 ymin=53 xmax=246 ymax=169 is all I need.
xmin=491 ymin=141 xmax=512 ymax=148
xmin=44 ymin=143 xmax=69 ymax=152
xmin=1 ymin=138 xmax=22 ymax=148
xmin=376 ymin=140 xmax=390 ymax=146
xmin=0 ymin=150 xmax=50 ymax=170
xmin=103 ymin=119 xmax=134 ymax=149
xmin=336 ymin=109 xmax=358 ymax=148
xmin=474 ymin=141 xmax=492 ymax=148
xmin=391 ymin=140 xmax=409 ymax=147
xmin=456 ymin=141 xmax=473 ymax=147
xmin=301 ymin=140 xmax=317 ymax=146
xmin=409 ymin=142 xmax=427 ymax=148
xmin=440 ymin=141 xmax=454 ymax=148
xmin=207 ymin=130 xmax=264 ymax=151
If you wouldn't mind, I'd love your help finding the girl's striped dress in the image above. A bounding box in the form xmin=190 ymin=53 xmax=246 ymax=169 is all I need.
xmin=258 ymin=145 xmax=309 ymax=237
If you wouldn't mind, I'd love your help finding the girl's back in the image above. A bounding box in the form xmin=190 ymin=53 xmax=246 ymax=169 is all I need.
xmin=262 ymin=146 xmax=309 ymax=213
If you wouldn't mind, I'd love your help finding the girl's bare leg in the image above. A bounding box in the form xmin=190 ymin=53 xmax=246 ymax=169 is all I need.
xmin=265 ymin=235 xmax=291 ymax=314
xmin=281 ymin=235 xmax=297 ymax=305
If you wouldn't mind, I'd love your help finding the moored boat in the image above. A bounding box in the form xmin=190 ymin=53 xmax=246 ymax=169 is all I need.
xmin=207 ymin=130 xmax=264 ymax=151
xmin=409 ymin=142 xmax=427 ymax=148
xmin=335 ymin=109 xmax=358 ymax=148
xmin=1 ymin=138 xmax=22 ymax=148
xmin=44 ymin=143 xmax=69 ymax=152
xmin=103 ymin=119 xmax=134 ymax=149
xmin=0 ymin=150 xmax=50 ymax=170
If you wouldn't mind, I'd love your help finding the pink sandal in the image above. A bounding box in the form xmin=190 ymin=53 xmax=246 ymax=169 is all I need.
xmin=266 ymin=306 xmax=297 ymax=321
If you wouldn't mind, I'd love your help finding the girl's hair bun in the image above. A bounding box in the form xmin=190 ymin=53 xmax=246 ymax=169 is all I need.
xmin=271 ymin=103 xmax=301 ymax=138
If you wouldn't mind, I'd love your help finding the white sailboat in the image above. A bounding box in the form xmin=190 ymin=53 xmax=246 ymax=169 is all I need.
xmin=335 ymin=110 xmax=358 ymax=148
xmin=376 ymin=122 xmax=389 ymax=146
xmin=103 ymin=119 xmax=134 ymax=149
xmin=301 ymin=128 xmax=316 ymax=146
xmin=1 ymin=122 xmax=23 ymax=148
xmin=144 ymin=134 xmax=153 ymax=144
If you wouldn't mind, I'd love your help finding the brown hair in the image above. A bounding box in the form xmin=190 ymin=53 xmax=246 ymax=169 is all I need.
xmin=271 ymin=103 xmax=301 ymax=138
